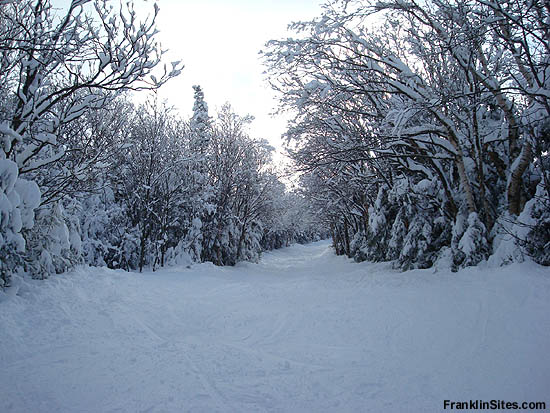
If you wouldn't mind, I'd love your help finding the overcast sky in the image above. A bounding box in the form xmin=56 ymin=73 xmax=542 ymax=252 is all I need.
xmin=50 ymin=0 xmax=324 ymax=157
xmin=50 ymin=0 xmax=324 ymax=162
xmin=138 ymin=0 xmax=324 ymax=158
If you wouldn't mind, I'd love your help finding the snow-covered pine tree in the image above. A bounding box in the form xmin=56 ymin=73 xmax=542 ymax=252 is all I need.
xmin=185 ymin=85 xmax=213 ymax=262
xmin=190 ymin=85 xmax=211 ymax=155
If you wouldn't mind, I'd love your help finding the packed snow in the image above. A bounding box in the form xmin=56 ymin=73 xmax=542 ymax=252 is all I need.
xmin=1 ymin=240 xmax=549 ymax=412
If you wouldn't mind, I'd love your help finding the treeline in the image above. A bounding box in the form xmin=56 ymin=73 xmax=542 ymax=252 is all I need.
xmin=264 ymin=0 xmax=550 ymax=270
xmin=74 ymin=92 xmax=323 ymax=274
xmin=0 ymin=0 xmax=323 ymax=289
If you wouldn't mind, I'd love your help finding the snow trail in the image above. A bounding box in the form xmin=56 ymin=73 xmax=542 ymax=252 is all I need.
xmin=1 ymin=241 xmax=550 ymax=412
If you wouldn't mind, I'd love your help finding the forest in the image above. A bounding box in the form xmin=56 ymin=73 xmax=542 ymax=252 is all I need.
xmin=0 ymin=0 xmax=549 ymax=289
xmin=263 ymin=0 xmax=550 ymax=270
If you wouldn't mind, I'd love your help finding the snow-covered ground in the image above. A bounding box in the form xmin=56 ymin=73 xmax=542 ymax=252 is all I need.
xmin=1 ymin=240 xmax=549 ymax=412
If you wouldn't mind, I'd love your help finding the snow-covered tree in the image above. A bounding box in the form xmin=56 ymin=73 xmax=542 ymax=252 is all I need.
xmin=264 ymin=0 xmax=550 ymax=269
xmin=190 ymin=85 xmax=211 ymax=154
xmin=0 ymin=0 xmax=182 ymax=284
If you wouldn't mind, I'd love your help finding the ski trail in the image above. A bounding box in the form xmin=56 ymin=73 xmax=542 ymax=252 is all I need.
xmin=1 ymin=241 xmax=550 ymax=413
xmin=125 ymin=308 xmax=237 ymax=413
xmin=180 ymin=345 xmax=236 ymax=413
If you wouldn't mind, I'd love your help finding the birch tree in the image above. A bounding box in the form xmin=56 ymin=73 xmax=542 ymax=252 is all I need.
xmin=264 ymin=0 xmax=549 ymax=268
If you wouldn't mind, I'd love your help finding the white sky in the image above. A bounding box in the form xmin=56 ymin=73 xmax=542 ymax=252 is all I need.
xmin=139 ymin=0 xmax=324 ymax=159
xmin=52 ymin=0 xmax=324 ymax=161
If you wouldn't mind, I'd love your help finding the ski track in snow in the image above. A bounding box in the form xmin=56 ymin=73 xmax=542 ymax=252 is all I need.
xmin=1 ymin=240 xmax=550 ymax=412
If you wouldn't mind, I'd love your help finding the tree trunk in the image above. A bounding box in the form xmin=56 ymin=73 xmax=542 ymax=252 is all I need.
xmin=456 ymin=155 xmax=477 ymax=214
xmin=343 ymin=218 xmax=350 ymax=256
xmin=236 ymin=206 xmax=249 ymax=261
xmin=139 ymin=232 xmax=146 ymax=273
xmin=507 ymin=142 xmax=532 ymax=215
